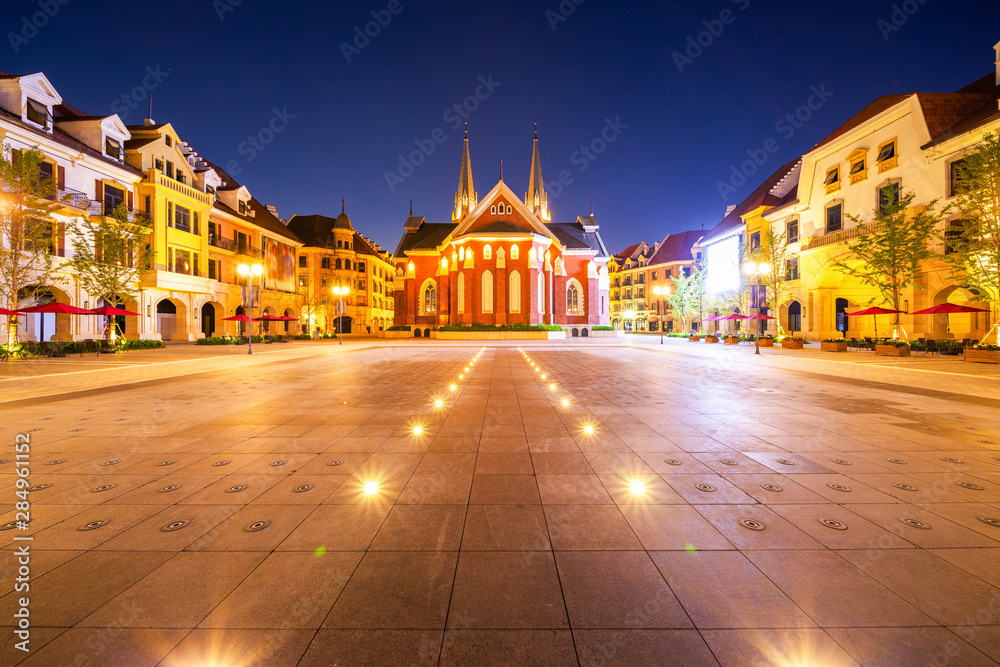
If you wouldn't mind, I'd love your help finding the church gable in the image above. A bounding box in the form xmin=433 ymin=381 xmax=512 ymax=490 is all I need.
xmin=454 ymin=180 xmax=555 ymax=240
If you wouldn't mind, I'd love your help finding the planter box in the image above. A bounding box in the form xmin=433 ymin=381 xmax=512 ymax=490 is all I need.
xmin=822 ymin=342 xmax=848 ymax=353
xmin=875 ymin=344 xmax=911 ymax=357
xmin=758 ymin=339 xmax=774 ymax=348
xmin=436 ymin=331 xmax=566 ymax=340
xmin=689 ymin=335 xmax=701 ymax=342
xmin=724 ymin=337 xmax=740 ymax=345
xmin=964 ymin=349 xmax=1000 ymax=364
xmin=780 ymin=340 xmax=804 ymax=349
xmin=704 ymin=336 xmax=719 ymax=344
xmin=589 ymin=330 xmax=625 ymax=338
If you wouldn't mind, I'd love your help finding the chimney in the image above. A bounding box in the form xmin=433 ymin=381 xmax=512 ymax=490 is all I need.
xmin=266 ymin=204 xmax=278 ymax=216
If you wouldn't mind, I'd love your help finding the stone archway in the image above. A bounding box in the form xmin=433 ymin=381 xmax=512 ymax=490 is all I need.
xmin=18 ymin=285 xmax=75 ymax=342
xmin=929 ymin=286 xmax=990 ymax=340
xmin=156 ymin=298 xmax=188 ymax=341
xmin=201 ymin=302 xmax=223 ymax=337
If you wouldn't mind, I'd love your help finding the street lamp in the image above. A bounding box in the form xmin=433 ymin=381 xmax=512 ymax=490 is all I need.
xmin=742 ymin=261 xmax=772 ymax=356
xmin=623 ymin=309 xmax=637 ymax=334
xmin=237 ymin=262 xmax=264 ymax=355
xmin=332 ymin=285 xmax=350 ymax=345
xmin=652 ymin=285 xmax=670 ymax=344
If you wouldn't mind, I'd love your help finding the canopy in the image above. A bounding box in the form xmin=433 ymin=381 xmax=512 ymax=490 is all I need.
xmin=0 ymin=308 xmax=25 ymax=317
xmin=21 ymin=302 xmax=92 ymax=315
xmin=703 ymin=316 xmax=721 ymax=322
xmin=85 ymin=306 xmax=142 ymax=317
xmin=721 ymin=313 xmax=751 ymax=321
xmin=223 ymin=315 xmax=252 ymax=322
xmin=255 ymin=315 xmax=284 ymax=321
xmin=909 ymin=304 xmax=987 ymax=315
xmin=744 ymin=313 xmax=777 ymax=320
xmin=846 ymin=307 xmax=904 ymax=317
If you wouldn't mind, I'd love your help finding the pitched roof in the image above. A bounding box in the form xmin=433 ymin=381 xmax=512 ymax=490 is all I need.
xmin=547 ymin=223 xmax=607 ymax=255
xmin=393 ymin=223 xmax=457 ymax=257
xmin=809 ymin=95 xmax=911 ymax=154
xmin=650 ymin=230 xmax=703 ymax=265
xmin=704 ymin=158 xmax=801 ymax=241
xmin=246 ymin=199 xmax=301 ymax=244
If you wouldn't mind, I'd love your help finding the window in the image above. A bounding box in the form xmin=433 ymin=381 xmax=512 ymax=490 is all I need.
xmin=193 ymin=212 xmax=200 ymax=236
xmin=510 ymin=245 xmax=519 ymax=260
xmin=786 ymin=219 xmax=799 ymax=244
xmin=567 ymin=282 xmax=580 ymax=313
xmin=155 ymin=158 xmax=164 ymax=173
xmin=105 ymin=137 xmax=121 ymax=160
xmin=174 ymin=205 xmax=191 ymax=233
xmin=491 ymin=205 xmax=497 ymax=215
xmin=423 ymin=282 xmax=437 ymax=313
xmin=945 ymin=220 xmax=966 ymax=256
xmin=651 ymin=271 xmax=657 ymax=281
xmin=507 ymin=205 xmax=512 ymax=214
xmin=321 ymin=257 xmax=330 ymax=269
xmin=509 ymin=271 xmax=521 ymax=313
xmin=321 ymin=277 xmax=328 ymax=287
xmin=103 ymin=185 xmax=124 ymax=216
xmin=826 ymin=203 xmax=843 ymax=233
xmin=298 ymin=274 xmax=307 ymax=287
xmin=357 ymin=262 xmax=366 ymax=273
xmin=482 ymin=271 xmax=494 ymax=313
xmin=458 ymin=273 xmax=465 ymax=314
xmin=786 ymin=257 xmax=800 ymax=280
xmin=749 ymin=231 xmax=761 ymax=251
xmin=665 ymin=269 xmax=672 ymax=279
xmin=192 ymin=253 xmax=200 ymax=277
xmin=682 ymin=267 xmax=691 ymax=277
xmin=335 ymin=259 xmax=343 ymax=270
xmin=537 ymin=273 xmax=545 ymax=314
xmin=459 ymin=247 xmax=465 ymax=261
xmin=484 ymin=244 xmax=492 ymax=260
xmin=878 ymin=183 xmax=901 ymax=214
xmin=877 ymin=140 xmax=897 ymax=173
xmin=174 ymin=249 xmax=191 ymax=275
xmin=345 ymin=260 xmax=352 ymax=271
xmin=299 ymin=256 xmax=307 ymax=268
xmin=165 ymin=135 xmax=172 ymax=147
xmin=26 ymin=98 xmax=50 ymax=128
xmin=208 ymin=259 xmax=217 ymax=281
xmin=238 ymin=201 xmax=247 ymax=215
xmin=824 ymin=167 xmax=841 ymax=193
xmin=849 ymin=150 xmax=867 ymax=184
xmin=165 ymin=162 xmax=174 ymax=179
xmin=950 ymin=159 xmax=971 ymax=197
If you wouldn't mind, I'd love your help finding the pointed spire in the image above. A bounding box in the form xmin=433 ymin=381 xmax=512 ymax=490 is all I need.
xmin=409 ymin=199 xmax=413 ymax=216
xmin=590 ymin=199 xmax=594 ymax=216
xmin=341 ymin=198 xmax=345 ymax=214
xmin=499 ymin=156 xmax=504 ymax=181
xmin=526 ymin=123 xmax=550 ymax=221
xmin=454 ymin=123 xmax=477 ymax=221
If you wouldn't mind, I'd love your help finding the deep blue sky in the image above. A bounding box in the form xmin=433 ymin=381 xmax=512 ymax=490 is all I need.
xmin=3 ymin=0 xmax=999 ymax=253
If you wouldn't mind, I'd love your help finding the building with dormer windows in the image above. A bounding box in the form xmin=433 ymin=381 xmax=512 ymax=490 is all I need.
xmin=392 ymin=127 xmax=611 ymax=335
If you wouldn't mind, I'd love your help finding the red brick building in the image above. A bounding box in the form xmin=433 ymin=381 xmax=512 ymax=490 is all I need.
xmin=392 ymin=128 xmax=612 ymax=333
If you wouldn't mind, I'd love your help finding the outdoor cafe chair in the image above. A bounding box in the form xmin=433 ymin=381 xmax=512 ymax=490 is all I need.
xmin=81 ymin=339 xmax=99 ymax=357
xmin=925 ymin=340 xmax=941 ymax=356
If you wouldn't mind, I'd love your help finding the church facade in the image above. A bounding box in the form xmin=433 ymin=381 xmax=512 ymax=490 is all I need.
xmin=392 ymin=127 xmax=612 ymax=332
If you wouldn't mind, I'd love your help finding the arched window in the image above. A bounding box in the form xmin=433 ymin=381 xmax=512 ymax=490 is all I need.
xmin=335 ymin=259 xmax=342 ymax=270
xmin=345 ymin=260 xmax=352 ymax=271
xmin=422 ymin=280 xmax=437 ymax=313
xmin=537 ymin=273 xmax=545 ymax=314
xmin=484 ymin=244 xmax=492 ymax=260
xmin=510 ymin=245 xmax=519 ymax=260
xmin=509 ymin=270 xmax=521 ymax=313
xmin=491 ymin=205 xmax=497 ymax=215
xmin=457 ymin=273 xmax=465 ymax=314
xmin=567 ymin=281 xmax=581 ymax=313
xmin=459 ymin=247 xmax=465 ymax=261
xmin=482 ymin=271 xmax=494 ymax=313
xmin=507 ymin=205 xmax=512 ymax=214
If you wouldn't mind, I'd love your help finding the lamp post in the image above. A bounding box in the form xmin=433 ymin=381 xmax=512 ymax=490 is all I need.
xmin=332 ymin=285 xmax=350 ymax=345
xmin=742 ymin=260 xmax=772 ymax=356
xmin=623 ymin=309 xmax=637 ymax=334
xmin=238 ymin=262 xmax=264 ymax=355
xmin=652 ymin=285 xmax=670 ymax=344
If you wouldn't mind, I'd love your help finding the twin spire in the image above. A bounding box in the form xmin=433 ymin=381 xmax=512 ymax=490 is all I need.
xmin=453 ymin=123 xmax=550 ymax=222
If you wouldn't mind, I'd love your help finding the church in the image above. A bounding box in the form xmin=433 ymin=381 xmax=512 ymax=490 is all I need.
xmin=392 ymin=126 xmax=612 ymax=332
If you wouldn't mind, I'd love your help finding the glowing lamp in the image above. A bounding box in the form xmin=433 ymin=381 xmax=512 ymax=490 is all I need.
xmin=584 ymin=425 xmax=594 ymax=435
xmin=363 ymin=481 xmax=379 ymax=496
xmin=630 ymin=481 xmax=646 ymax=495
xmin=413 ymin=426 xmax=423 ymax=435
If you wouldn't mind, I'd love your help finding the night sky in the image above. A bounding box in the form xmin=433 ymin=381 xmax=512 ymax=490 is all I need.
xmin=3 ymin=0 xmax=999 ymax=253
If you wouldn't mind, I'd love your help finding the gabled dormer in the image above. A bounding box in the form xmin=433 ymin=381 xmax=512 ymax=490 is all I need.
xmin=57 ymin=115 xmax=130 ymax=163
xmin=124 ymin=122 xmax=197 ymax=186
xmin=217 ymin=184 xmax=254 ymax=217
xmin=0 ymin=73 xmax=62 ymax=134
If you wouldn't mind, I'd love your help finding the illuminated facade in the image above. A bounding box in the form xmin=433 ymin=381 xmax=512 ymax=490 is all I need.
xmin=393 ymin=128 xmax=612 ymax=333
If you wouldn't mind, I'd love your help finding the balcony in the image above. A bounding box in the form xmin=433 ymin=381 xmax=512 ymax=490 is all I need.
xmin=50 ymin=187 xmax=91 ymax=211
xmin=209 ymin=234 xmax=236 ymax=252
xmin=147 ymin=170 xmax=214 ymax=205
xmin=803 ymin=222 xmax=885 ymax=251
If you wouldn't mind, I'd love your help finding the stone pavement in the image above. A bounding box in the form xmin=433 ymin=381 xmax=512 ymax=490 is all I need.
xmin=0 ymin=343 xmax=998 ymax=665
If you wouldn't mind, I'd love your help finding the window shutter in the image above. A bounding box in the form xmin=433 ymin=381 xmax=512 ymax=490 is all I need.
xmin=95 ymin=180 xmax=103 ymax=205
xmin=11 ymin=149 xmax=20 ymax=166
xmin=127 ymin=191 xmax=133 ymax=211
xmin=56 ymin=223 xmax=65 ymax=257
xmin=57 ymin=165 xmax=65 ymax=190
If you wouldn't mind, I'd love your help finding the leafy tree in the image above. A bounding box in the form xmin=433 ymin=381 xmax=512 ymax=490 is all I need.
xmin=748 ymin=227 xmax=794 ymax=333
xmin=832 ymin=189 xmax=948 ymax=334
xmin=944 ymin=133 xmax=1000 ymax=343
xmin=0 ymin=146 xmax=61 ymax=345
xmin=666 ymin=267 xmax=705 ymax=332
xmin=65 ymin=204 xmax=154 ymax=338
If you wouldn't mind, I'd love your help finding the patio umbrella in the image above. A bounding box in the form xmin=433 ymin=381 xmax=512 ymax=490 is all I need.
xmin=0 ymin=308 xmax=25 ymax=316
xmin=84 ymin=306 xmax=142 ymax=317
xmin=703 ymin=316 xmax=721 ymax=322
xmin=223 ymin=315 xmax=252 ymax=322
xmin=720 ymin=313 xmax=751 ymax=320
xmin=910 ymin=303 xmax=988 ymax=339
xmin=744 ymin=313 xmax=777 ymax=320
xmin=845 ymin=307 xmax=905 ymax=340
xmin=21 ymin=302 xmax=92 ymax=315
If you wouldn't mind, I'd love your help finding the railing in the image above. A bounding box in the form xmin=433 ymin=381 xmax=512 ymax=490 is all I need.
xmin=209 ymin=234 xmax=236 ymax=252
xmin=147 ymin=170 xmax=213 ymax=204
xmin=235 ymin=244 xmax=264 ymax=259
xmin=51 ymin=187 xmax=90 ymax=210
xmin=803 ymin=222 xmax=885 ymax=251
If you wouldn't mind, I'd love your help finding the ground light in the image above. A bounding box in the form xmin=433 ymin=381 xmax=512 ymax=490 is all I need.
xmin=549 ymin=383 xmax=556 ymax=390
xmin=584 ymin=425 xmax=594 ymax=435
xmin=449 ymin=384 xmax=457 ymax=391
xmin=413 ymin=426 xmax=423 ymax=435
xmin=434 ymin=399 xmax=443 ymax=408
xmin=630 ymin=480 xmax=647 ymax=495
xmin=363 ymin=481 xmax=379 ymax=495
xmin=562 ymin=399 xmax=570 ymax=407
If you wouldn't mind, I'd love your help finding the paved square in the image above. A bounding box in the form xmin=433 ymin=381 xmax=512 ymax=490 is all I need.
xmin=1 ymin=342 xmax=999 ymax=665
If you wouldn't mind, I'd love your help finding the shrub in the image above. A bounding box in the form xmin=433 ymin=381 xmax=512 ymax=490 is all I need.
xmin=875 ymin=339 xmax=910 ymax=348
xmin=387 ymin=325 xmax=411 ymax=331
xmin=119 ymin=339 xmax=166 ymax=351
xmin=592 ymin=326 xmax=615 ymax=331
xmin=438 ymin=324 xmax=564 ymax=332
xmin=971 ymin=344 xmax=999 ymax=351
xmin=778 ymin=336 xmax=807 ymax=343
xmin=294 ymin=334 xmax=312 ymax=340
xmin=822 ymin=338 xmax=847 ymax=343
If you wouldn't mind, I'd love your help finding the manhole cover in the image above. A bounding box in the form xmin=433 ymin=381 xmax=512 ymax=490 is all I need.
xmin=270 ymin=460 xmax=287 ymax=467
xmin=102 ymin=460 xmax=122 ymax=466
xmin=957 ymin=482 xmax=984 ymax=491
xmin=213 ymin=461 xmax=232 ymax=467
xmin=244 ymin=520 xmax=271 ymax=533
xmin=27 ymin=484 xmax=52 ymax=492
xmin=761 ymin=483 xmax=782 ymax=492
xmin=696 ymin=483 xmax=717 ymax=492
xmin=78 ymin=520 xmax=110 ymax=532
xmin=832 ymin=459 xmax=851 ymax=466
xmin=776 ymin=459 xmax=795 ymax=466
xmin=158 ymin=485 xmax=182 ymax=493
xmin=827 ymin=484 xmax=851 ymax=493
xmin=942 ymin=458 xmax=965 ymax=464
xmin=293 ymin=484 xmax=313 ymax=493
xmin=900 ymin=518 xmax=931 ymax=530
xmin=978 ymin=517 xmax=1000 ymax=528
xmin=740 ymin=519 xmax=765 ymax=531
xmin=892 ymin=483 xmax=918 ymax=491
xmin=820 ymin=518 xmax=848 ymax=531
xmin=225 ymin=485 xmax=247 ymax=494
xmin=886 ymin=459 xmax=907 ymax=465
xmin=664 ymin=459 xmax=682 ymax=466
xmin=720 ymin=460 xmax=739 ymax=466
xmin=157 ymin=461 xmax=176 ymax=467
xmin=328 ymin=460 xmax=344 ymax=467
xmin=161 ymin=520 xmax=190 ymax=532
xmin=91 ymin=484 xmax=117 ymax=493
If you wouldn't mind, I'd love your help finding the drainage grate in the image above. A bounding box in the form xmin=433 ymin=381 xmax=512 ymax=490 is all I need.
xmin=244 ymin=520 xmax=271 ymax=532
xmin=900 ymin=518 xmax=931 ymax=530
xmin=820 ymin=518 xmax=848 ymax=531
xmin=78 ymin=520 xmax=110 ymax=531
xmin=161 ymin=520 xmax=190 ymax=532
xmin=739 ymin=519 xmax=765 ymax=531
xmin=760 ymin=483 xmax=782 ymax=492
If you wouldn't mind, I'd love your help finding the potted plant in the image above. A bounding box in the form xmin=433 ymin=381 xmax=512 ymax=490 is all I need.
xmin=704 ymin=334 xmax=719 ymax=344
xmin=821 ymin=338 xmax=849 ymax=353
xmin=724 ymin=334 xmax=740 ymax=345
xmin=964 ymin=344 xmax=1000 ymax=364
xmin=874 ymin=339 xmax=911 ymax=357
xmin=757 ymin=335 xmax=775 ymax=348
xmin=688 ymin=333 xmax=701 ymax=342
xmin=778 ymin=336 xmax=806 ymax=349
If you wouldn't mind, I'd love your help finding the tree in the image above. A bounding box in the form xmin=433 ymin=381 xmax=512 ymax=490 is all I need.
xmin=832 ymin=189 xmax=949 ymax=334
xmin=65 ymin=204 xmax=154 ymax=339
xmin=0 ymin=146 xmax=61 ymax=346
xmin=944 ymin=133 xmax=1000 ymax=343
xmin=666 ymin=267 xmax=705 ymax=332
xmin=748 ymin=227 xmax=794 ymax=333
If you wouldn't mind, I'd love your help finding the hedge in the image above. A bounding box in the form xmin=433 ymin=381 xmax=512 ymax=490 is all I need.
xmin=438 ymin=324 xmax=565 ymax=332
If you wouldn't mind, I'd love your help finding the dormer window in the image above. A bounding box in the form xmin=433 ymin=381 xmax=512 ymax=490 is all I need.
xmin=849 ymin=156 xmax=867 ymax=184
xmin=25 ymin=98 xmax=51 ymax=129
xmin=877 ymin=140 xmax=898 ymax=173
xmin=506 ymin=205 xmax=512 ymax=214
xmin=238 ymin=201 xmax=247 ymax=215
xmin=165 ymin=135 xmax=172 ymax=147
xmin=491 ymin=205 xmax=497 ymax=215
xmin=824 ymin=167 xmax=841 ymax=194
xmin=104 ymin=137 xmax=122 ymax=161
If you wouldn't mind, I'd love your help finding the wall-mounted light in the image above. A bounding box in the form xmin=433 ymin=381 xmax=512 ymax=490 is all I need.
xmin=147 ymin=305 xmax=152 ymax=317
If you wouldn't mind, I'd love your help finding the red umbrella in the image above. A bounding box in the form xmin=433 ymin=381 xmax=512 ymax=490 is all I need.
xmin=223 ymin=315 xmax=252 ymax=322
xmin=744 ymin=313 xmax=777 ymax=320
xmin=0 ymin=308 xmax=25 ymax=317
xmin=21 ymin=302 xmax=92 ymax=315
xmin=846 ymin=307 xmax=905 ymax=340
xmin=84 ymin=306 xmax=142 ymax=317
xmin=721 ymin=313 xmax=751 ymax=320
xmin=703 ymin=316 xmax=721 ymax=322
xmin=909 ymin=304 xmax=987 ymax=315
xmin=255 ymin=315 xmax=283 ymax=321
